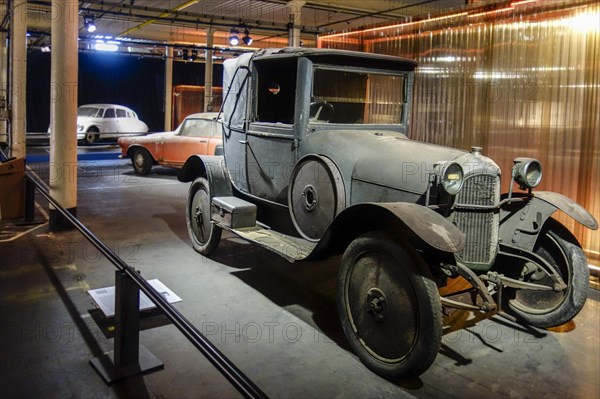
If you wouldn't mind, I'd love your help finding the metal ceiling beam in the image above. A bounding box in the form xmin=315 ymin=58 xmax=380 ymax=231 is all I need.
xmin=27 ymin=0 xmax=323 ymax=34
xmin=119 ymin=0 xmax=200 ymax=37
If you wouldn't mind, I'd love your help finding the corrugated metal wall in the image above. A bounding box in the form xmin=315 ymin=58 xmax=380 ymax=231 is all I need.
xmin=319 ymin=1 xmax=599 ymax=264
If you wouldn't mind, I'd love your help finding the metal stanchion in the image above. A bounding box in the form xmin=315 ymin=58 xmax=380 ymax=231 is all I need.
xmin=24 ymin=177 xmax=36 ymax=223
xmin=89 ymin=270 xmax=163 ymax=383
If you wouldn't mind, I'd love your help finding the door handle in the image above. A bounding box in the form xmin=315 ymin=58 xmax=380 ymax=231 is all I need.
xmin=238 ymin=140 xmax=248 ymax=144
xmin=198 ymin=139 xmax=208 ymax=143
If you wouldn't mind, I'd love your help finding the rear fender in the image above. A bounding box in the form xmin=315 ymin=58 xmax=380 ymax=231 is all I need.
xmin=499 ymin=191 xmax=597 ymax=252
xmin=177 ymin=155 xmax=232 ymax=197
xmin=314 ymin=202 xmax=465 ymax=259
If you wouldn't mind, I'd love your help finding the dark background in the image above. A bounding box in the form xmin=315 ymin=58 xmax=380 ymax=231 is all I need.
xmin=26 ymin=51 xmax=223 ymax=132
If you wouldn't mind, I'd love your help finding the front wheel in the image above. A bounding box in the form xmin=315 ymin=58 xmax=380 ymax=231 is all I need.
xmin=337 ymin=231 xmax=442 ymax=379
xmin=186 ymin=177 xmax=221 ymax=255
xmin=83 ymin=128 xmax=99 ymax=145
xmin=504 ymin=219 xmax=589 ymax=328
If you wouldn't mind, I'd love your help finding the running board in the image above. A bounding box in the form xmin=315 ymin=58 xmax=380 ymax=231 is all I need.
xmin=216 ymin=223 xmax=316 ymax=262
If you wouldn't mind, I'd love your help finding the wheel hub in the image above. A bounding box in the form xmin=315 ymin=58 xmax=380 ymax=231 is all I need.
xmin=366 ymin=288 xmax=387 ymax=322
xmin=194 ymin=206 xmax=203 ymax=224
xmin=302 ymin=185 xmax=317 ymax=211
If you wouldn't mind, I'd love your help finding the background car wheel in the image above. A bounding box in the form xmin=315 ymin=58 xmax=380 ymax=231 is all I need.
xmin=504 ymin=219 xmax=589 ymax=328
xmin=83 ymin=128 xmax=99 ymax=145
xmin=131 ymin=148 xmax=153 ymax=175
xmin=337 ymin=231 xmax=442 ymax=379
xmin=186 ymin=177 xmax=221 ymax=256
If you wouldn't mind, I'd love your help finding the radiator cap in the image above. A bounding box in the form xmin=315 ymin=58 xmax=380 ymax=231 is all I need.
xmin=470 ymin=146 xmax=483 ymax=155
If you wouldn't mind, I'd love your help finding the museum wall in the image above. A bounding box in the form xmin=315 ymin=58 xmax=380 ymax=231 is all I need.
xmin=319 ymin=0 xmax=600 ymax=263
xmin=26 ymin=53 xmax=224 ymax=133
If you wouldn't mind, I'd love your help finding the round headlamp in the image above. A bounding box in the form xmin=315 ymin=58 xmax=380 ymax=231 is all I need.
xmin=513 ymin=157 xmax=542 ymax=189
xmin=435 ymin=161 xmax=464 ymax=196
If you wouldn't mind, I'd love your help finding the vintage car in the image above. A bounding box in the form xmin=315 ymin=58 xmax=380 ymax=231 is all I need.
xmin=177 ymin=48 xmax=598 ymax=379
xmin=75 ymin=104 xmax=148 ymax=145
xmin=118 ymin=112 xmax=222 ymax=175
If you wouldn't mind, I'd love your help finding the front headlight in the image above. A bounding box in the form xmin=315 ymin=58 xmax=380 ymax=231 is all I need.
xmin=434 ymin=161 xmax=464 ymax=195
xmin=77 ymin=125 xmax=84 ymax=132
xmin=513 ymin=157 xmax=542 ymax=189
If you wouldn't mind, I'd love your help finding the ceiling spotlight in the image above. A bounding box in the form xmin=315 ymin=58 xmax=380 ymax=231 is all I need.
xmin=242 ymin=29 xmax=253 ymax=46
xmin=83 ymin=14 xmax=96 ymax=33
xmin=229 ymin=28 xmax=240 ymax=46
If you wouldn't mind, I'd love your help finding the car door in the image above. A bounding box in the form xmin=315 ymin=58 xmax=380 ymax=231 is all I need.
xmin=115 ymin=108 xmax=130 ymax=132
xmin=245 ymin=58 xmax=299 ymax=204
xmin=102 ymin=108 xmax=119 ymax=132
xmin=162 ymin=117 xmax=211 ymax=165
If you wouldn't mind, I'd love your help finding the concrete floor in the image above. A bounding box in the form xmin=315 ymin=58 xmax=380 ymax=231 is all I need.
xmin=1 ymin=156 xmax=599 ymax=399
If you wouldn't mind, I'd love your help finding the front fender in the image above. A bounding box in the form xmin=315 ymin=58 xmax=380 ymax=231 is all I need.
xmin=499 ymin=192 xmax=598 ymax=252
xmin=312 ymin=202 xmax=465 ymax=259
xmin=177 ymin=155 xmax=232 ymax=197
xmin=534 ymin=191 xmax=598 ymax=230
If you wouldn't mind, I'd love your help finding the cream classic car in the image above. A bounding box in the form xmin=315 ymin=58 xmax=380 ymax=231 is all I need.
xmin=75 ymin=104 xmax=148 ymax=145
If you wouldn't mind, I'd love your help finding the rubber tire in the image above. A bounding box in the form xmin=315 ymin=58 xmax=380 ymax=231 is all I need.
xmin=83 ymin=128 xmax=99 ymax=145
xmin=337 ymin=231 xmax=442 ymax=379
xmin=131 ymin=148 xmax=153 ymax=176
xmin=505 ymin=220 xmax=589 ymax=328
xmin=186 ymin=177 xmax=222 ymax=256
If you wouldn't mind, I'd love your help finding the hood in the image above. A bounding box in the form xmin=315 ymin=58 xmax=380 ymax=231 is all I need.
xmin=77 ymin=116 xmax=100 ymax=124
xmin=301 ymin=129 xmax=473 ymax=202
xmin=303 ymin=129 xmax=466 ymax=186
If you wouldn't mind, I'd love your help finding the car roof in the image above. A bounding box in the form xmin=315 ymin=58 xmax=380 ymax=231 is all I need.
xmin=79 ymin=104 xmax=136 ymax=112
xmin=185 ymin=112 xmax=220 ymax=120
xmin=252 ymin=47 xmax=417 ymax=70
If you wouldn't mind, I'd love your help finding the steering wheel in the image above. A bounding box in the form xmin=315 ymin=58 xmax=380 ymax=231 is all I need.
xmin=309 ymin=101 xmax=335 ymax=122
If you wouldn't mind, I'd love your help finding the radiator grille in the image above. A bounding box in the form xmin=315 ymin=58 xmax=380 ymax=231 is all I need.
xmin=454 ymin=174 xmax=499 ymax=265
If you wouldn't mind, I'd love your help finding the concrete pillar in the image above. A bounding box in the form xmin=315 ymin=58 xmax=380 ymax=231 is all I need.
xmin=10 ymin=0 xmax=27 ymax=158
xmin=49 ymin=0 xmax=78 ymax=231
xmin=164 ymin=46 xmax=173 ymax=130
xmin=287 ymin=1 xmax=305 ymax=48
xmin=204 ymin=30 xmax=214 ymax=112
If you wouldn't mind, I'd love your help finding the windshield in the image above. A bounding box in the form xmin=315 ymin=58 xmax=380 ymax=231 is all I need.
xmin=311 ymin=68 xmax=406 ymax=124
xmin=78 ymin=107 xmax=102 ymax=117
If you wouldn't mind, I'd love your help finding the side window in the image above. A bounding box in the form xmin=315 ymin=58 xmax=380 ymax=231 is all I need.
xmin=255 ymin=59 xmax=297 ymax=124
xmin=180 ymin=119 xmax=212 ymax=137
xmin=96 ymin=109 xmax=105 ymax=118
xmin=126 ymin=111 xmax=133 ymax=118
xmin=104 ymin=108 xmax=116 ymax=118
xmin=116 ymin=109 xmax=126 ymax=118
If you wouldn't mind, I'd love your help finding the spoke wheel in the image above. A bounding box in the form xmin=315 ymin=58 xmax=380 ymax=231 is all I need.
xmin=338 ymin=231 xmax=441 ymax=379
xmin=504 ymin=219 xmax=589 ymax=328
xmin=186 ymin=177 xmax=221 ymax=255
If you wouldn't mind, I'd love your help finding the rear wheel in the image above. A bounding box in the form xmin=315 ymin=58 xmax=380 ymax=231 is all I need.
xmin=131 ymin=148 xmax=153 ymax=175
xmin=186 ymin=177 xmax=221 ymax=255
xmin=505 ymin=220 xmax=589 ymax=328
xmin=337 ymin=231 xmax=442 ymax=379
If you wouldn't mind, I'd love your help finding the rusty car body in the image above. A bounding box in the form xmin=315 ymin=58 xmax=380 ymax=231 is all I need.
xmin=178 ymin=48 xmax=598 ymax=379
xmin=118 ymin=112 xmax=222 ymax=175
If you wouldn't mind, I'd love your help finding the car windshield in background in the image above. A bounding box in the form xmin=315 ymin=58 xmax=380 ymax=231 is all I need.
xmin=179 ymin=118 xmax=212 ymax=137
xmin=312 ymin=68 xmax=406 ymax=124
xmin=78 ymin=107 xmax=102 ymax=117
